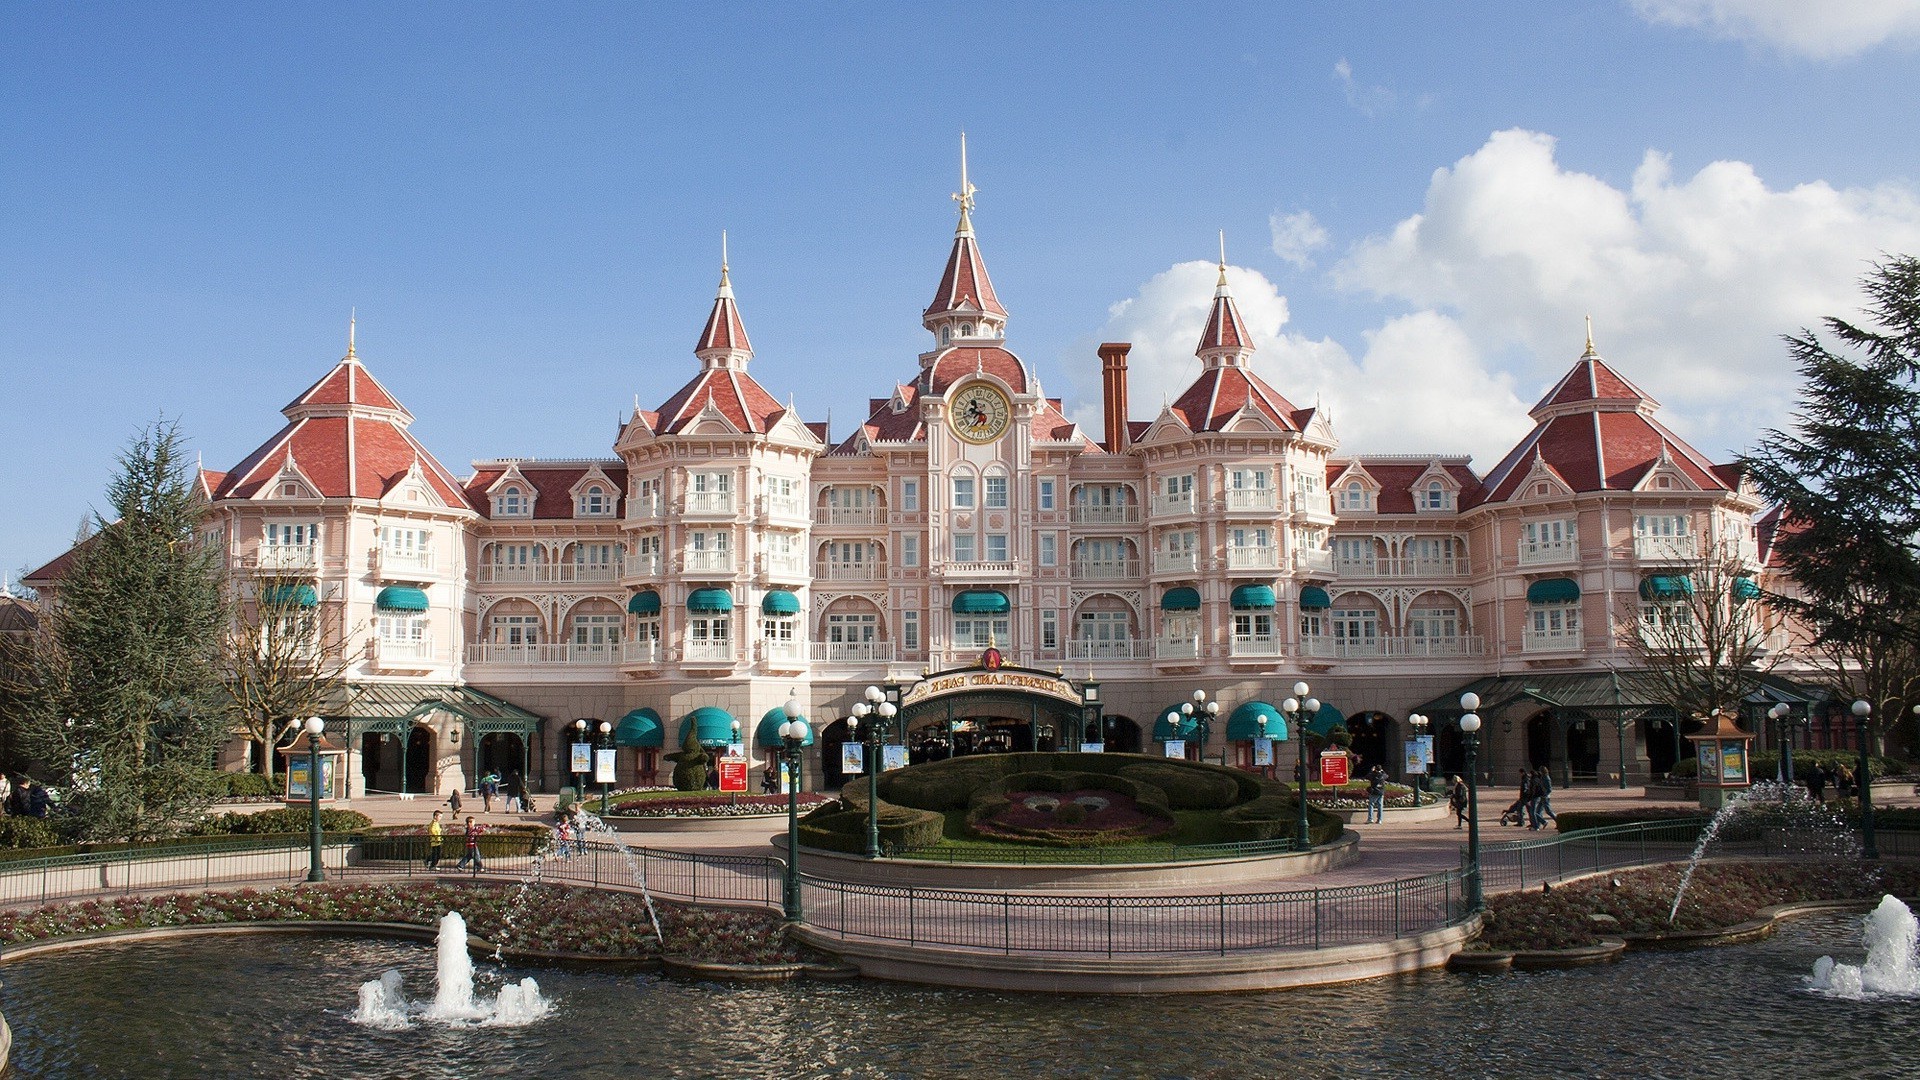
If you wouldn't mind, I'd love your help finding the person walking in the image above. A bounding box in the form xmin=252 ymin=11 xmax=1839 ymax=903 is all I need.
xmin=1531 ymin=765 xmax=1557 ymax=830
xmin=25 ymin=780 xmax=50 ymax=819
xmin=553 ymin=815 xmax=574 ymax=860
xmin=1365 ymin=765 xmax=1388 ymax=824
xmin=0 ymin=772 xmax=13 ymax=816
xmin=1448 ymin=775 xmax=1469 ymax=828
xmin=455 ymin=816 xmax=485 ymax=872
xmin=1502 ymin=769 xmax=1532 ymax=826
xmin=1807 ymin=762 xmax=1828 ymax=802
xmin=479 ymin=771 xmax=496 ymax=813
xmin=425 ymin=810 xmax=445 ymax=870
xmin=445 ymin=785 xmax=463 ymax=817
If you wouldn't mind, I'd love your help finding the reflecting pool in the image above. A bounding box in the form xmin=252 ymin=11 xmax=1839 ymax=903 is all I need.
xmin=3 ymin=912 xmax=1914 ymax=1079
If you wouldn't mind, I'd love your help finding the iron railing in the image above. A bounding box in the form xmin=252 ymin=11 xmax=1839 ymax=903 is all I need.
xmin=1468 ymin=818 xmax=1912 ymax=892
xmin=798 ymin=869 xmax=1470 ymax=956
xmin=889 ymin=837 xmax=1295 ymax=864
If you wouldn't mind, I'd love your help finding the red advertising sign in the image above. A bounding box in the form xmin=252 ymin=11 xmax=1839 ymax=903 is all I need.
xmin=718 ymin=758 xmax=748 ymax=793
xmin=1319 ymin=751 xmax=1351 ymax=788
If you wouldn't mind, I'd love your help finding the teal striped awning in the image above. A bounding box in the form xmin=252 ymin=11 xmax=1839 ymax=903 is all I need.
xmin=1153 ymin=707 xmax=1200 ymax=741
xmin=952 ymin=590 xmax=1010 ymax=615
xmin=1230 ymin=584 xmax=1276 ymax=610
xmin=262 ymin=584 xmax=318 ymax=608
xmin=374 ymin=586 xmax=429 ymax=612
xmin=1227 ymin=701 xmax=1289 ymax=741
xmin=761 ymin=589 xmax=801 ymax=615
xmin=627 ymin=590 xmax=661 ymax=616
xmin=1161 ymin=587 xmax=1201 ymax=612
xmin=756 ymin=706 xmax=815 ymax=748
xmin=1298 ymin=585 xmax=1331 ymax=610
xmin=1732 ymin=576 xmax=1762 ymax=602
xmin=1527 ymin=578 xmax=1580 ymax=604
xmin=679 ymin=707 xmax=738 ymax=748
xmin=687 ymin=588 xmax=734 ymax=612
xmin=1640 ymin=575 xmax=1694 ymax=601
xmin=614 ymin=707 xmax=664 ymax=748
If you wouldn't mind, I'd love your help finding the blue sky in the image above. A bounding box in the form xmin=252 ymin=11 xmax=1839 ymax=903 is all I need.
xmin=7 ymin=1 xmax=1920 ymax=579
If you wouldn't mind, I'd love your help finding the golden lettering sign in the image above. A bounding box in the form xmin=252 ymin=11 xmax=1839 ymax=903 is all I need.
xmin=901 ymin=669 xmax=1083 ymax=708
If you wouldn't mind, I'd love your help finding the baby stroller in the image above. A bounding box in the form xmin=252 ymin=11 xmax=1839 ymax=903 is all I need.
xmin=1498 ymin=797 xmax=1528 ymax=826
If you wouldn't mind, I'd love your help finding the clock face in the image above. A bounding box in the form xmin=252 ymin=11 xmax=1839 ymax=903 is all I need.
xmin=951 ymin=383 xmax=1012 ymax=444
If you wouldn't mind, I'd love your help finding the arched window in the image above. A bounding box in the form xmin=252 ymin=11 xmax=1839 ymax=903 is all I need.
xmin=581 ymin=485 xmax=609 ymax=516
xmin=960 ymin=323 xmax=973 ymax=337
xmin=1422 ymin=480 xmax=1448 ymax=511
xmin=497 ymin=486 xmax=528 ymax=517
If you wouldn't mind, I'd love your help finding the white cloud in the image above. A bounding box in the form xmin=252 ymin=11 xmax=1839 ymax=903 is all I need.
xmin=1334 ymin=127 xmax=1920 ymax=457
xmin=1074 ymin=262 xmax=1533 ymax=467
xmin=1333 ymin=58 xmax=1395 ymax=116
xmin=1269 ymin=210 xmax=1330 ymax=268
xmin=1629 ymin=0 xmax=1920 ymax=59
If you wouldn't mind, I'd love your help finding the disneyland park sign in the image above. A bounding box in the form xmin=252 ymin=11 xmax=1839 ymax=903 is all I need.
xmin=900 ymin=668 xmax=1083 ymax=709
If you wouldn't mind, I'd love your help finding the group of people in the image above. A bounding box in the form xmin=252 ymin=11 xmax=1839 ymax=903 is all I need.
xmin=424 ymin=808 xmax=485 ymax=872
xmin=0 ymin=774 xmax=51 ymax=818
xmin=1803 ymin=762 xmax=1858 ymax=803
xmin=1442 ymin=766 xmax=1557 ymax=830
xmin=440 ymin=770 xmax=535 ymax=817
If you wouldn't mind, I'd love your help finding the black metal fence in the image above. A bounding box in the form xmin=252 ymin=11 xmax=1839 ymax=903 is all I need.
xmin=796 ymin=869 xmax=1472 ymax=956
xmin=890 ymin=836 xmax=1296 ymax=864
xmin=1470 ymin=818 xmax=1910 ymax=892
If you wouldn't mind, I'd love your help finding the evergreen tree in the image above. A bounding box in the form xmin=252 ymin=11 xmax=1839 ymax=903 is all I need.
xmin=1740 ymin=255 xmax=1920 ymax=751
xmin=18 ymin=421 xmax=232 ymax=840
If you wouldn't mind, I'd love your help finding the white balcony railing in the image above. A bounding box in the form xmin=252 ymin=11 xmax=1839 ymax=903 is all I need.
xmin=762 ymin=554 xmax=808 ymax=578
xmin=1292 ymin=549 xmax=1334 ymax=575
xmin=1517 ymin=539 xmax=1579 ymax=566
xmin=1155 ymin=638 xmax=1201 ymax=661
xmin=682 ymin=639 xmax=735 ymax=664
xmin=1302 ymin=635 xmax=1486 ymax=659
xmin=1066 ymin=639 xmax=1149 ymax=661
xmin=1402 ymin=556 xmax=1468 ymax=578
xmin=1153 ymin=552 xmax=1199 ymax=574
xmin=373 ymin=636 xmax=434 ymax=664
xmin=476 ymin=563 xmax=624 ymax=585
xmin=375 ymin=548 xmax=436 ymax=577
xmin=255 ymin=546 xmax=318 ymax=571
xmin=764 ymin=495 xmax=807 ymax=520
xmin=1070 ymin=505 xmax=1141 ymax=526
xmin=809 ymin=641 xmax=896 ymax=664
xmin=819 ymin=506 xmax=880 ymax=526
xmin=1227 ymin=546 xmax=1279 ymax=570
xmin=685 ymin=492 xmax=736 ymax=516
xmin=946 ymin=561 xmax=1020 ymax=577
xmin=628 ymin=553 xmax=664 ymax=577
xmin=1634 ymin=534 xmax=1699 ymax=561
xmin=1332 ymin=556 xmax=1380 ymax=577
xmin=621 ymin=639 xmax=665 ymax=665
xmin=817 ymin=562 xmax=881 ymax=582
xmin=628 ymin=499 xmax=664 ymax=520
xmin=1072 ymin=559 xmax=1141 ymax=581
xmin=1229 ymin=634 xmax=1285 ymax=657
xmin=1151 ymin=492 xmax=1196 ymax=517
xmin=1522 ymin=629 xmax=1584 ymax=653
xmin=464 ymin=643 xmax=620 ymax=666
xmin=762 ymin=639 xmax=807 ymax=665
xmin=1290 ymin=493 xmax=1333 ymax=516
xmin=1225 ymin=489 xmax=1278 ymax=512
xmin=683 ymin=550 xmax=735 ymax=574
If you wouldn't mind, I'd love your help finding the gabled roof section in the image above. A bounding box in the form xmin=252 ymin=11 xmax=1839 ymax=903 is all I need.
xmin=282 ymin=336 xmax=409 ymax=421
xmin=923 ymin=346 xmax=1030 ymax=396
xmin=925 ymin=231 xmax=1006 ymax=322
xmin=1529 ymin=330 xmax=1657 ymax=421
xmin=1168 ymin=366 xmax=1302 ymax=434
xmin=694 ymin=255 xmax=754 ymax=366
xmin=651 ymin=366 xmax=792 ymax=436
xmin=1197 ymin=262 xmax=1252 ymax=362
xmin=464 ymin=461 xmax=630 ymax=519
xmin=834 ymin=383 xmax=925 ymax=452
xmin=1332 ymin=458 xmax=1482 ymax=513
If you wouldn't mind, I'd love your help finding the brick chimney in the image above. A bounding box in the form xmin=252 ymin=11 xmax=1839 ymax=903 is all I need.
xmin=1098 ymin=342 xmax=1131 ymax=451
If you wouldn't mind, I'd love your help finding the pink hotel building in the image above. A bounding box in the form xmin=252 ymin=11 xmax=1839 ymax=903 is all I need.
xmin=32 ymin=180 xmax=1794 ymax=799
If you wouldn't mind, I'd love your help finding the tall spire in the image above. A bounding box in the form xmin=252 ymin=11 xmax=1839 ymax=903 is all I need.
xmin=1196 ymin=236 xmax=1252 ymax=368
xmin=1583 ymin=314 xmax=1597 ymax=358
xmin=695 ymin=236 xmax=752 ymax=369
xmin=953 ymin=132 xmax=978 ymax=237
xmin=346 ymin=309 xmax=357 ymax=360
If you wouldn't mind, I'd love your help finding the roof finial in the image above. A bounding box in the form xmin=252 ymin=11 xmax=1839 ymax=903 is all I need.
xmin=1217 ymin=231 xmax=1231 ymax=290
xmin=952 ymin=132 xmax=977 ymax=236
xmin=717 ymin=230 xmax=733 ymax=296
xmin=347 ymin=308 xmax=357 ymax=359
xmin=1583 ymin=314 xmax=1597 ymax=358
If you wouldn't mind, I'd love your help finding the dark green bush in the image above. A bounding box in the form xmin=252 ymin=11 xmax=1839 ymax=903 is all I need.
xmin=191 ymin=807 xmax=373 ymax=835
xmin=797 ymin=800 xmax=944 ymax=854
xmin=357 ymin=823 xmax=547 ymax=860
xmin=215 ymin=772 xmax=277 ymax=798
xmin=1115 ymin=763 xmax=1240 ymax=810
xmin=1554 ymin=808 xmax=1710 ymax=834
xmin=0 ymin=816 xmax=60 ymax=850
xmin=1219 ymin=794 xmax=1343 ymax=844
xmin=1670 ymin=750 xmax=1905 ymax=781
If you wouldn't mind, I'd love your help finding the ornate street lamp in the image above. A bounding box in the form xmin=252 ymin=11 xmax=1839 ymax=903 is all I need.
xmin=1282 ymin=681 xmax=1320 ymax=850
xmin=1181 ymin=689 xmax=1223 ymax=765
xmin=1768 ymin=703 xmax=1793 ymax=790
xmin=572 ymin=718 xmax=590 ymax=804
xmin=1408 ymin=713 xmax=1430 ymax=801
xmin=598 ymin=720 xmax=613 ymax=812
xmin=850 ymin=685 xmax=890 ymax=858
xmin=1460 ymin=692 xmax=1484 ymax=913
xmin=778 ymin=697 xmax=806 ymax=920
xmin=303 ymin=716 xmax=326 ymax=883
xmin=1852 ymin=700 xmax=1878 ymax=860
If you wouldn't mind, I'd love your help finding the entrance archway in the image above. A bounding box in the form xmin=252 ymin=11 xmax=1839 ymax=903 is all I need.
xmin=1642 ymin=717 xmax=1680 ymax=776
xmin=406 ymin=725 xmax=433 ymax=794
xmin=479 ymin=733 xmax=525 ymax=780
xmin=1525 ymin=711 xmax=1554 ymax=769
xmin=1102 ymin=715 xmax=1142 ymax=754
xmin=360 ymin=732 xmax=385 ymax=791
xmin=895 ymin=669 xmax=1085 ymax=771
xmin=1347 ymin=712 xmax=1393 ymax=775
xmin=1566 ymin=717 xmax=1601 ymax=780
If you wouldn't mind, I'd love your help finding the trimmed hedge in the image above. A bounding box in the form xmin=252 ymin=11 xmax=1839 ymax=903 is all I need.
xmin=190 ymin=807 xmax=374 ymax=835
xmin=357 ymin=823 xmax=549 ymax=860
xmin=1114 ymin=763 xmax=1242 ymax=810
xmin=1554 ymin=808 xmax=1710 ymax=834
xmin=0 ymin=816 xmax=60 ymax=850
xmin=797 ymin=786 xmax=945 ymax=855
xmin=212 ymin=772 xmax=277 ymax=799
xmin=1669 ymin=750 xmax=1906 ymax=781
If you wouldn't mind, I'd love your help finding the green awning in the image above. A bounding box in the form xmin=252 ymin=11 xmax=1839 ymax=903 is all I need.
xmin=374 ymin=586 xmax=429 ymax=612
xmin=756 ymin=706 xmax=815 ymax=748
xmin=1227 ymin=701 xmax=1289 ymax=741
xmin=1640 ymin=575 xmax=1694 ymax=601
xmin=1230 ymin=584 xmax=1276 ymax=610
xmin=687 ymin=588 xmax=734 ymax=612
xmin=678 ymin=706 xmax=739 ymax=748
xmin=1732 ymin=576 xmax=1762 ymax=602
xmin=262 ymin=584 xmax=318 ymax=608
xmin=1527 ymin=578 xmax=1580 ymax=604
xmin=1305 ymin=702 xmax=1346 ymax=738
xmin=1298 ymin=585 xmax=1331 ymax=610
xmin=627 ymin=590 xmax=661 ymax=615
xmin=1153 ymin=706 xmax=1200 ymax=741
xmin=952 ymin=589 xmax=1010 ymax=614
xmin=761 ymin=589 xmax=801 ymax=615
xmin=1160 ymin=587 xmax=1201 ymax=612
xmin=614 ymin=707 xmax=664 ymax=748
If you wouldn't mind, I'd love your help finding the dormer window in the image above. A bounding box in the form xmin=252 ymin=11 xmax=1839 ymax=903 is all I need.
xmin=1337 ymin=480 xmax=1373 ymax=512
xmin=279 ymin=482 xmax=302 ymax=498
xmin=496 ymin=485 xmax=529 ymax=517
xmin=579 ymin=485 xmax=610 ymax=517
xmin=961 ymin=323 xmax=973 ymax=337
xmin=1420 ymin=480 xmax=1453 ymax=512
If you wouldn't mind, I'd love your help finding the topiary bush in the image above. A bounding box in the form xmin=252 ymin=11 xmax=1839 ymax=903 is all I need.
xmin=796 ymin=786 xmax=945 ymax=855
xmin=356 ymin=823 xmax=548 ymax=860
xmin=1553 ymin=808 xmax=1710 ymax=834
xmin=1115 ymin=763 xmax=1241 ymax=810
xmin=666 ymin=728 xmax=709 ymax=792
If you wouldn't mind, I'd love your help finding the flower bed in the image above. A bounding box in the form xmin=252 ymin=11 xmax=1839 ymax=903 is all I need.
xmin=969 ymin=789 xmax=1174 ymax=845
xmin=606 ymin=793 xmax=831 ymax=818
xmin=0 ymin=882 xmax=822 ymax=966
xmin=1475 ymin=860 xmax=1920 ymax=952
